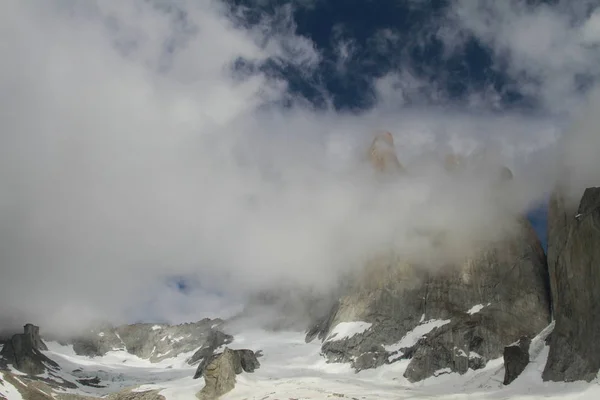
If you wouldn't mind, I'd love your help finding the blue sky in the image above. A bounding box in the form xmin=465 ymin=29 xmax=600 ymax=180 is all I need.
xmin=3 ymin=0 xmax=600 ymax=330
xmin=226 ymin=0 xmax=552 ymax=244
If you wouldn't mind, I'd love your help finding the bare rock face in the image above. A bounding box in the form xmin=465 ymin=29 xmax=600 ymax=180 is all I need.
xmin=543 ymin=187 xmax=600 ymax=382
xmin=67 ymin=319 xmax=229 ymax=364
xmin=503 ymin=337 xmax=531 ymax=385
xmin=188 ymin=330 xmax=234 ymax=366
xmin=308 ymin=218 xmax=551 ymax=382
xmin=195 ymin=348 xmax=260 ymax=400
xmin=0 ymin=324 xmax=58 ymax=375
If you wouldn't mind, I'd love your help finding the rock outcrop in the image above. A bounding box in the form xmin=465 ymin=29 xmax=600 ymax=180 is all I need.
xmin=188 ymin=330 xmax=233 ymax=366
xmin=0 ymin=324 xmax=57 ymax=375
xmin=503 ymin=337 xmax=531 ymax=385
xmin=195 ymin=348 xmax=260 ymax=400
xmin=0 ymin=324 xmax=58 ymax=375
xmin=306 ymin=137 xmax=551 ymax=381
xmin=67 ymin=319 xmax=229 ymax=364
xmin=543 ymin=187 xmax=600 ymax=382
xmin=308 ymin=218 xmax=550 ymax=381
xmin=368 ymin=132 xmax=404 ymax=174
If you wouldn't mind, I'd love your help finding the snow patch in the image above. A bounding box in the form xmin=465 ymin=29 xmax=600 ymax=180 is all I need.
xmin=325 ymin=322 xmax=372 ymax=342
xmin=466 ymin=303 xmax=491 ymax=315
xmin=98 ymin=332 xmax=105 ymax=337
xmin=151 ymin=325 xmax=162 ymax=331
xmin=384 ymin=319 xmax=451 ymax=355
xmin=0 ymin=372 xmax=24 ymax=400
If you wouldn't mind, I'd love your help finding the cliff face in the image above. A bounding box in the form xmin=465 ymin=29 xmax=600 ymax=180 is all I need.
xmin=0 ymin=324 xmax=57 ymax=375
xmin=543 ymin=187 xmax=600 ymax=382
xmin=307 ymin=135 xmax=551 ymax=381
xmin=307 ymin=216 xmax=551 ymax=381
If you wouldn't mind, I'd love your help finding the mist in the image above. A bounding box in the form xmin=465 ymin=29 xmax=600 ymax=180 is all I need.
xmin=0 ymin=0 xmax=598 ymax=335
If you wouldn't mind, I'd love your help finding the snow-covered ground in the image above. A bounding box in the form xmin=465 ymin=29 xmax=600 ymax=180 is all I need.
xmin=2 ymin=324 xmax=599 ymax=400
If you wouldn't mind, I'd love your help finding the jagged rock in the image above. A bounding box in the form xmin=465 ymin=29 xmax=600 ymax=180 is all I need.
xmin=76 ymin=377 xmax=105 ymax=388
xmin=67 ymin=319 xmax=227 ymax=363
xmin=0 ymin=324 xmax=58 ymax=375
xmin=352 ymin=350 xmax=388 ymax=372
xmin=543 ymin=187 xmax=600 ymax=382
xmin=368 ymin=132 xmax=404 ymax=174
xmin=195 ymin=348 xmax=260 ymax=400
xmin=503 ymin=337 xmax=531 ymax=385
xmin=310 ymin=217 xmax=551 ymax=382
xmin=188 ymin=330 xmax=233 ymax=366
xmin=194 ymin=348 xmax=260 ymax=380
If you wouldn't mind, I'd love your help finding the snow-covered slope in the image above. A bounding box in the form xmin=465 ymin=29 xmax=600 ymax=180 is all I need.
xmin=2 ymin=325 xmax=599 ymax=400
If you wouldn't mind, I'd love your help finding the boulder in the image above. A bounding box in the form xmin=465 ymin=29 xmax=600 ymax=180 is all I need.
xmin=543 ymin=187 xmax=600 ymax=382
xmin=0 ymin=324 xmax=58 ymax=375
xmin=503 ymin=337 xmax=531 ymax=385
xmin=195 ymin=348 xmax=260 ymax=400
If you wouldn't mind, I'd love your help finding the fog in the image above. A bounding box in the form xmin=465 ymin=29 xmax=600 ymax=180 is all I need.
xmin=0 ymin=0 xmax=598 ymax=335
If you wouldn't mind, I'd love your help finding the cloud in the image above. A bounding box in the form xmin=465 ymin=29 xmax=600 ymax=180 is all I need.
xmin=0 ymin=0 xmax=585 ymax=334
xmin=443 ymin=0 xmax=600 ymax=113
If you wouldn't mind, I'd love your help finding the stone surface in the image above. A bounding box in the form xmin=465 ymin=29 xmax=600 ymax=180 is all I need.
xmin=194 ymin=348 xmax=260 ymax=380
xmin=67 ymin=319 xmax=228 ymax=364
xmin=1 ymin=324 xmax=58 ymax=375
xmin=195 ymin=348 xmax=260 ymax=400
xmin=188 ymin=330 xmax=233 ymax=366
xmin=503 ymin=337 xmax=531 ymax=385
xmin=309 ymin=217 xmax=551 ymax=382
xmin=543 ymin=187 xmax=600 ymax=382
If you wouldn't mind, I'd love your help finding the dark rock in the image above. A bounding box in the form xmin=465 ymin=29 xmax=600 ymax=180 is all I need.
xmin=194 ymin=348 xmax=260 ymax=380
xmin=0 ymin=324 xmax=58 ymax=375
xmin=188 ymin=330 xmax=233 ymax=366
xmin=311 ymin=217 xmax=551 ymax=382
xmin=237 ymin=349 xmax=260 ymax=373
xmin=503 ymin=337 xmax=531 ymax=385
xmin=353 ymin=350 xmax=388 ymax=371
xmin=77 ymin=376 xmax=106 ymax=388
xmin=67 ymin=319 xmax=227 ymax=363
xmin=195 ymin=348 xmax=260 ymax=400
xmin=543 ymin=187 xmax=600 ymax=382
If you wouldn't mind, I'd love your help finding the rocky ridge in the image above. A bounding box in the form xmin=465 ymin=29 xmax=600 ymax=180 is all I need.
xmin=64 ymin=318 xmax=231 ymax=365
xmin=306 ymin=136 xmax=552 ymax=382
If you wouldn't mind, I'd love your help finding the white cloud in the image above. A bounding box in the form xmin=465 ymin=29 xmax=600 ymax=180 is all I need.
xmin=444 ymin=0 xmax=600 ymax=113
xmin=0 ymin=0 xmax=580 ymax=333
